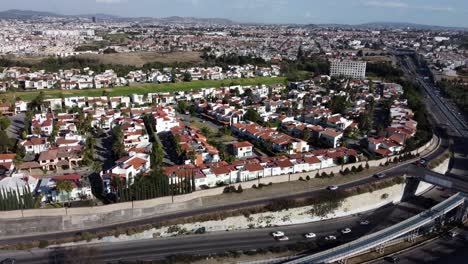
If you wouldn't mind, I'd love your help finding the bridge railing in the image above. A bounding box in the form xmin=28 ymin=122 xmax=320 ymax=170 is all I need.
xmin=285 ymin=193 xmax=466 ymax=264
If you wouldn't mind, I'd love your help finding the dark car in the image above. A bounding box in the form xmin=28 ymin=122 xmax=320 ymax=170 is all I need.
xmin=194 ymin=227 xmax=206 ymax=234
xmin=384 ymin=256 xmax=399 ymax=263
xmin=1 ymin=259 xmax=16 ymax=264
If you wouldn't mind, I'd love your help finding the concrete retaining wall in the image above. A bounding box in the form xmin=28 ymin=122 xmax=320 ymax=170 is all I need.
xmin=0 ymin=136 xmax=437 ymax=237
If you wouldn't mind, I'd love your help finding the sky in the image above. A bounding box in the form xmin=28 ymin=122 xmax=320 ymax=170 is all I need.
xmin=1 ymin=0 xmax=467 ymax=27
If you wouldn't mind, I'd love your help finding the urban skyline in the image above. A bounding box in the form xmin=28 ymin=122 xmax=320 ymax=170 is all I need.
xmin=0 ymin=0 xmax=467 ymax=27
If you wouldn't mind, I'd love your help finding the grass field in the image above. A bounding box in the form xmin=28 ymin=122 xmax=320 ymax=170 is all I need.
xmin=7 ymin=77 xmax=286 ymax=102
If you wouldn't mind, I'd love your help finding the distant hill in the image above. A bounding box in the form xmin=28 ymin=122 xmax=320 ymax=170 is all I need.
xmin=358 ymin=21 xmax=467 ymax=31
xmin=0 ymin=9 xmax=63 ymax=19
xmin=0 ymin=9 xmax=236 ymax=25
xmin=0 ymin=9 xmax=465 ymax=29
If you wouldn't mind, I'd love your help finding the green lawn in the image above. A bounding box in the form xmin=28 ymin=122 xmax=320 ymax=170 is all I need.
xmin=9 ymin=77 xmax=286 ymax=102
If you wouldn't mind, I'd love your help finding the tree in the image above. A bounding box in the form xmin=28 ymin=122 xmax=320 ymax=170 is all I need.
xmin=56 ymin=180 xmax=74 ymax=206
xmin=0 ymin=117 xmax=11 ymax=131
xmin=244 ymin=109 xmax=261 ymax=123
xmin=177 ymin=101 xmax=188 ymax=114
xmin=183 ymin=71 xmax=192 ymax=82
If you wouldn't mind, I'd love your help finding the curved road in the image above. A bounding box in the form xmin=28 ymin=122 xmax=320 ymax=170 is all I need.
xmin=0 ymin=134 xmax=446 ymax=247
xmin=0 ymin=187 xmax=450 ymax=263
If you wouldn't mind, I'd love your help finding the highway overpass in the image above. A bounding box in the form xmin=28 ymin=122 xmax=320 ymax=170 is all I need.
xmin=284 ymin=193 xmax=467 ymax=264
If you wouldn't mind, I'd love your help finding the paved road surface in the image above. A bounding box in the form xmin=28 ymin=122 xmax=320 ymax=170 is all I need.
xmin=0 ymin=188 xmax=449 ymax=263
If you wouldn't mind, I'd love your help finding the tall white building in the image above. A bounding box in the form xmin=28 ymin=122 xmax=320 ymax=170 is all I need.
xmin=330 ymin=60 xmax=367 ymax=79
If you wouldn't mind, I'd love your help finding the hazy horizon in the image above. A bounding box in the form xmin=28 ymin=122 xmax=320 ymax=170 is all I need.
xmin=0 ymin=0 xmax=467 ymax=28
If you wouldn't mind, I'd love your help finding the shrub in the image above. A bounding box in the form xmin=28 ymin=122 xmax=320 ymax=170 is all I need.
xmin=384 ymin=161 xmax=389 ymax=166
xmin=357 ymin=165 xmax=364 ymax=172
xmin=237 ymin=185 xmax=243 ymax=193
xmin=299 ymin=177 xmax=305 ymax=181
xmin=315 ymin=173 xmax=320 ymax=178
xmin=351 ymin=166 xmax=357 ymax=173
xmin=306 ymin=175 xmax=311 ymax=181
xmin=381 ymin=193 xmax=389 ymax=199
xmin=365 ymin=162 xmax=370 ymax=169
xmin=252 ymin=184 xmax=257 ymax=189
xmin=343 ymin=168 xmax=350 ymax=175
xmin=321 ymin=172 xmax=328 ymax=178
xmin=329 ymin=172 xmax=335 ymax=177
xmin=38 ymin=240 xmax=49 ymax=248
xmin=81 ymin=232 xmax=95 ymax=242
xmin=268 ymin=182 xmax=273 ymax=186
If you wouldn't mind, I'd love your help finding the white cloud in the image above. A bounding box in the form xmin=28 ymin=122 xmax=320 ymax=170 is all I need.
xmin=96 ymin=0 xmax=122 ymax=4
xmin=364 ymin=0 xmax=407 ymax=9
xmin=362 ymin=0 xmax=453 ymax=12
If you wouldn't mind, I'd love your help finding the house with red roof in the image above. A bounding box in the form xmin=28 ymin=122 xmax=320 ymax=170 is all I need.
xmin=231 ymin=141 xmax=254 ymax=159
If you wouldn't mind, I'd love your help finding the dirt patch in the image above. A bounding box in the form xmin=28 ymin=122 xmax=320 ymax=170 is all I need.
xmin=76 ymin=51 xmax=203 ymax=67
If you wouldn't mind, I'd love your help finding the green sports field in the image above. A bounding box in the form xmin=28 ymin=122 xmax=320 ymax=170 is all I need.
xmin=7 ymin=77 xmax=286 ymax=102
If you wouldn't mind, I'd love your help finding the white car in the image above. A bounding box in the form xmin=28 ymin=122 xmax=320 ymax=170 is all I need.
xmin=374 ymin=173 xmax=386 ymax=179
xmin=324 ymin=235 xmax=337 ymax=241
xmin=360 ymin=220 xmax=370 ymax=225
xmin=341 ymin=228 xmax=352 ymax=234
xmin=304 ymin=233 xmax=316 ymax=239
xmin=271 ymin=231 xmax=285 ymax=238
xmin=327 ymin=185 xmax=339 ymax=191
xmin=276 ymin=236 xmax=289 ymax=241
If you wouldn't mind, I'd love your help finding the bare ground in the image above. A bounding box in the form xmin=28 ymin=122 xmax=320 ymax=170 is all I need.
xmin=76 ymin=51 xmax=203 ymax=67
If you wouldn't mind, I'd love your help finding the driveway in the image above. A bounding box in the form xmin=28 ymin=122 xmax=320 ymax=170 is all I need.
xmin=6 ymin=113 xmax=25 ymax=139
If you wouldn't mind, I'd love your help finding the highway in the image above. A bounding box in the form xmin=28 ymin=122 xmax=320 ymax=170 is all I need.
xmin=0 ymin=186 xmax=451 ymax=263
xmin=0 ymin=134 xmax=446 ymax=247
xmin=400 ymin=56 xmax=468 ymax=137
xmin=0 ymin=55 xmax=463 ymax=263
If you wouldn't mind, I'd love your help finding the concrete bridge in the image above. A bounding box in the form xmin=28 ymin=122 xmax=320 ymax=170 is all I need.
xmin=284 ymin=193 xmax=467 ymax=264
xmin=281 ymin=165 xmax=468 ymax=264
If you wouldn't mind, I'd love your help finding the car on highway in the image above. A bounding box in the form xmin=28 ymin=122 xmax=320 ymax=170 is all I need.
xmin=271 ymin=231 xmax=285 ymax=238
xmin=374 ymin=173 xmax=386 ymax=179
xmin=415 ymin=159 xmax=427 ymax=167
xmin=324 ymin=235 xmax=337 ymax=241
xmin=341 ymin=228 xmax=352 ymax=234
xmin=304 ymin=233 xmax=316 ymax=239
xmin=359 ymin=220 xmax=370 ymax=225
xmin=327 ymin=185 xmax=339 ymax=191
xmin=384 ymin=256 xmax=399 ymax=263
xmin=276 ymin=236 xmax=289 ymax=241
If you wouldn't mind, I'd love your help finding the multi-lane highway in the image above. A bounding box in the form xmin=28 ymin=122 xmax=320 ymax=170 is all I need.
xmin=0 ymin=186 xmax=450 ymax=263
xmin=400 ymin=56 xmax=468 ymax=137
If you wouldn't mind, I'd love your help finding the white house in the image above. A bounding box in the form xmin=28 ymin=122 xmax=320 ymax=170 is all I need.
xmin=231 ymin=141 xmax=254 ymax=159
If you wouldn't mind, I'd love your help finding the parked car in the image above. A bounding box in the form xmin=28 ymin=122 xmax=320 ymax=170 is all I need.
xmin=271 ymin=231 xmax=285 ymax=237
xmin=341 ymin=228 xmax=352 ymax=234
xmin=304 ymin=233 xmax=316 ymax=239
xmin=324 ymin=235 xmax=337 ymax=241
xmin=374 ymin=173 xmax=386 ymax=179
xmin=327 ymin=185 xmax=339 ymax=191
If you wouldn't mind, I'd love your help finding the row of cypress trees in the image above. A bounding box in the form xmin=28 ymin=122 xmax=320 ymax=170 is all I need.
xmin=0 ymin=185 xmax=41 ymax=211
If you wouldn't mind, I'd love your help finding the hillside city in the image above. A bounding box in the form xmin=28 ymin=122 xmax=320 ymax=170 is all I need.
xmin=0 ymin=7 xmax=467 ymax=264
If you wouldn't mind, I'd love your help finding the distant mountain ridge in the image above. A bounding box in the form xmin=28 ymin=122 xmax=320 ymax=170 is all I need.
xmin=0 ymin=9 xmax=465 ymax=29
xmin=0 ymin=9 xmax=236 ymax=25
